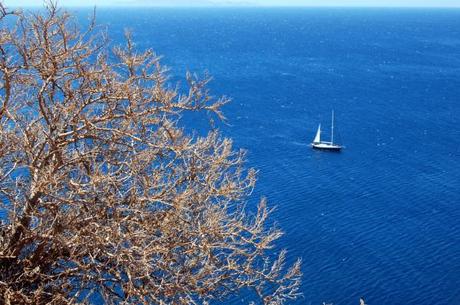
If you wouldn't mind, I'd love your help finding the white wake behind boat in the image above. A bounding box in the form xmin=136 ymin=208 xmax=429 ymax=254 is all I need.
xmin=311 ymin=110 xmax=342 ymax=151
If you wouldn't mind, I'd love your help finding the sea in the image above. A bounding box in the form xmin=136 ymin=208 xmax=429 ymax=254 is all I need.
xmin=12 ymin=6 xmax=460 ymax=305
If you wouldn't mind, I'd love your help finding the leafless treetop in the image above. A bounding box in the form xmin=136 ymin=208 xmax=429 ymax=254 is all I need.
xmin=0 ymin=2 xmax=301 ymax=304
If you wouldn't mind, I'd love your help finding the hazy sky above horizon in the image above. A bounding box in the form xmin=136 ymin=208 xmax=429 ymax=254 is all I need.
xmin=5 ymin=0 xmax=460 ymax=7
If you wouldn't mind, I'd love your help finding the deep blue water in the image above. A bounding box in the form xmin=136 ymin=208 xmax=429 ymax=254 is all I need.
xmin=14 ymin=7 xmax=460 ymax=305
xmin=89 ymin=7 xmax=460 ymax=305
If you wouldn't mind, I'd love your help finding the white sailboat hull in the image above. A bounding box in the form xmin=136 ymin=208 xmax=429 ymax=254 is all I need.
xmin=311 ymin=142 xmax=342 ymax=151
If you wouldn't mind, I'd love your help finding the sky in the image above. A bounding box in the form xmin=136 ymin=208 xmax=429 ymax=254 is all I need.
xmin=4 ymin=0 xmax=460 ymax=7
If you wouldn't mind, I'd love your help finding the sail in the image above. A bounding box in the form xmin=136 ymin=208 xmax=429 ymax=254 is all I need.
xmin=313 ymin=124 xmax=321 ymax=143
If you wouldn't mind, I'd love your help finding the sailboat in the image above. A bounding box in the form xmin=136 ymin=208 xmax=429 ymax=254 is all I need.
xmin=311 ymin=110 xmax=342 ymax=151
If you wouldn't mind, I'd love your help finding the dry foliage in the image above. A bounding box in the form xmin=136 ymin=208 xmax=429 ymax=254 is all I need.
xmin=0 ymin=2 xmax=301 ymax=304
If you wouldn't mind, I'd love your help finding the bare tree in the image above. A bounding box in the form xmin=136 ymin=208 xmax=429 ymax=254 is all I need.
xmin=0 ymin=2 xmax=301 ymax=304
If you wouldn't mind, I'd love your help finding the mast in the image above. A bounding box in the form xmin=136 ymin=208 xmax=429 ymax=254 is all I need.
xmin=331 ymin=110 xmax=334 ymax=144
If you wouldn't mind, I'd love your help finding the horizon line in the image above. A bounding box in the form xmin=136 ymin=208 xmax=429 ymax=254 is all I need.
xmin=9 ymin=4 xmax=460 ymax=8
